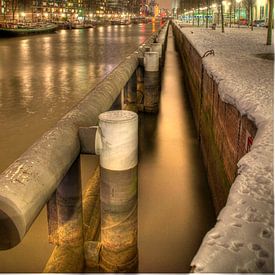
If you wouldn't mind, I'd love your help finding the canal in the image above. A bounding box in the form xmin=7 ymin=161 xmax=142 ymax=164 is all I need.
xmin=138 ymin=28 xmax=215 ymax=272
xmin=0 ymin=23 xmax=216 ymax=272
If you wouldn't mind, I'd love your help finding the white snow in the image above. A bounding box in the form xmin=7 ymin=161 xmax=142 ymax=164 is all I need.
xmin=174 ymin=22 xmax=274 ymax=273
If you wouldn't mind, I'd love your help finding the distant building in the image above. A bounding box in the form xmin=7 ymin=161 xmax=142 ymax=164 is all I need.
xmin=106 ymin=0 xmax=134 ymax=14
xmin=148 ymin=0 xmax=154 ymax=16
xmin=0 ymin=0 xmax=142 ymax=21
xmin=254 ymin=0 xmax=269 ymax=20
xmin=178 ymin=0 xmax=270 ymax=23
xmin=89 ymin=0 xmax=107 ymax=18
xmin=140 ymin=0 xmax=149 ymax=16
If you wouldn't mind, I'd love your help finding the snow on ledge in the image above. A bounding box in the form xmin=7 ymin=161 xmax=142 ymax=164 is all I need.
xmin=174 ymin=22 xmax=274 ymax=272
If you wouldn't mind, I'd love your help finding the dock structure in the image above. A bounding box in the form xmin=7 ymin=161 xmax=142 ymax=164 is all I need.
xmin=0 ymin=21 xmax=273 ymax=273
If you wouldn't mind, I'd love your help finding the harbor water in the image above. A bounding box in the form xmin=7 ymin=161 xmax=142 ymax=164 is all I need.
xmin=0 ymin=23 xmax=215 ymax=272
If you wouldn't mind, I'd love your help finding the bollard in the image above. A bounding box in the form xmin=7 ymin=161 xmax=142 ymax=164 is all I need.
xmin=151 ymin=42 xmax=163 ymax=67
xmin=138 ymin=46 xmax=150 ymax=68
xmin=144 ymin=52 xmax=161 ymax=113
xmin=97 ymin=110 xmax=138 ymax=272
xmin=144 ymin=46 xmax=151 ymax=52
xmin=144 ymin=52 xmax=159 ymax=72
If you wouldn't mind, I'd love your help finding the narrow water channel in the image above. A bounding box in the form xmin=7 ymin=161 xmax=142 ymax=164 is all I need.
xmin=138 ymin=27 xmax=216 ymax=272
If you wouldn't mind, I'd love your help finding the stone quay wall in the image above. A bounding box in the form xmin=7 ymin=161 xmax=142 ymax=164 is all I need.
xmin=172 ymin=23 xmax=257 ymax=214
xmin=172 ymin=21 xmax=273 ymax=273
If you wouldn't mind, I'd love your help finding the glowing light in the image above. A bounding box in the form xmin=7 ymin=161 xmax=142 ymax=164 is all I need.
xmin=21 ymin=12 xmax=25 ymax=17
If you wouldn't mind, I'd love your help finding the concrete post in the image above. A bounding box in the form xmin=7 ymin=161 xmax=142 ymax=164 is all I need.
xmin=44 ymin=156 xmax=85 ymax=272
xmin=144 ymin=46 xmax=151 ymax=52
xmin=136 ymin=65 xmax=145 ymax=112
xmin=144 ymin=52 xmax=159 ymax=72
xmin=138 ymin=45 xmax=150 ymax=67
xmin=47 ymin=156 xmax=84 ymax=246
xmin=144 ymin=52 xmax=161 ymax=113
xmin=124 ymin=72 xmax=137 ymax=113
xmin=151 ymin=42 xmax=163 ymax=67
xmin=137 ymin=47 xmax=146 ymax=112
xmin=97 ymin=110 xmax=138 ymax=272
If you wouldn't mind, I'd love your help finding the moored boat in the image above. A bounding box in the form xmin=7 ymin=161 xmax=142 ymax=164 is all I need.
xmin=0 ymin=23 xmax=58 ymax=37
xmin=71 ymin=22 xmax=93 ymax=29
xmin=110 ymin=19 xmax=131 ymax=25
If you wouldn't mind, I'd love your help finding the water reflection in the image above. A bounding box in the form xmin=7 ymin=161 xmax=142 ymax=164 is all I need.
xmin=0 ymin=23 xmax=159 ymax=173
xmin=0 ymin=23 xmax=158 ymax=272
xmin=47 ymin=157 xmax=83 ymax=246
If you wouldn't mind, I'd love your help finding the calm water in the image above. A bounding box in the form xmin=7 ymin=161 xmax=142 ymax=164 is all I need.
xmin=0 ymin=23 xmax=159 ymax=272
xmin=0 ymin=23 xmax=158 ymax=173
xmin=0 ymin=24 xmax=215 ymax=272
xmin=138 ymin=28 xmax=215 ymax=272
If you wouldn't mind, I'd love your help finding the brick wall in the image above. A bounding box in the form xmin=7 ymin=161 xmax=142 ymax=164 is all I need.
xmin=172 ymin=23 xmax=257 ymax=215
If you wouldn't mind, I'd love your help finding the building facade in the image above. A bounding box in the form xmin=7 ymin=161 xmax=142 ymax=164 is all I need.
xmin=0 ymin=0 xmax=141 ymax=22
xmin=178 ymin=0 xmax=271 ymax=23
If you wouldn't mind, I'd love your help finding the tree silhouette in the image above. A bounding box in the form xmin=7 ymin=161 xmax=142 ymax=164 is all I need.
xmin=11 ymin=0 xmax=19 ymax=22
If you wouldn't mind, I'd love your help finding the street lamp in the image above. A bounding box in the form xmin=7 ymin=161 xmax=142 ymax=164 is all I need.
xmin=21 ymin=12 xmax=25 ymax=22
xmin=236 ymin=0 xmax=242 ymax=28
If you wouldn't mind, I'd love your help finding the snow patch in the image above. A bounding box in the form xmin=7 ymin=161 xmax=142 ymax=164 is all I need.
xmin=174 ymin=22 xmax=274 ymax=273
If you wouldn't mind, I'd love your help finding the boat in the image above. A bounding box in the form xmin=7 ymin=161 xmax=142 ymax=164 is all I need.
xmin=71 ymin=22 xmax=93 ymax=29
xmin=0 ymin=23 xmax=58 ymax=37
xmin=53 ymin=21 xmax=72 ymax=30
xmin=110 ymin=19 xmax=131 ymax=25
xmin=110 ymin=19 xmax=121 ymax=25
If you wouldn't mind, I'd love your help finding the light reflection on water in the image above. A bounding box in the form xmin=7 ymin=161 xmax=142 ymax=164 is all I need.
xmin=0 ymin=24 xmax=156 ymax=173
xmin=0 ymin=23 xmax=158 ymax=272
